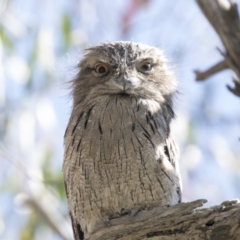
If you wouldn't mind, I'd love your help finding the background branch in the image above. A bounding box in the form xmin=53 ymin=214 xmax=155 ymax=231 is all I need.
xmin=195 ymin=0 xmax=240 ymax=97
xmin=23 ymin=193 xmax=73 ymax=240
xmin=195 ymin=59 xmax=228 ymax=81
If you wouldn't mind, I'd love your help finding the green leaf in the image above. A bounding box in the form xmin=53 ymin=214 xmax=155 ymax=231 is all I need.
xmin=0 ymin=27 xmax=14 ymax=50
xmin=61 ymin=13 xmax=72 ymax=52
xmin=20 ymin=213 xmax=38 ymax=240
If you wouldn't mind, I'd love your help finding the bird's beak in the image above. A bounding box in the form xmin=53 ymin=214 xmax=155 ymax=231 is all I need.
xmin=116 ymin=75 xmax=140 ymax=91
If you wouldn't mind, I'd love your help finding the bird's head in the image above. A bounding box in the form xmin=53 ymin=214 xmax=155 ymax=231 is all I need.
xmin=73 ymin=42 xmax=177 ymax=106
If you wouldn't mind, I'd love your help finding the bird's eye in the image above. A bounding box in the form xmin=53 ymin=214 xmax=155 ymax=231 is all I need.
xmin=138 ymin=61 xmax=152 ymax=73
xmin=95 ymin=63 xmax=109 ymax=75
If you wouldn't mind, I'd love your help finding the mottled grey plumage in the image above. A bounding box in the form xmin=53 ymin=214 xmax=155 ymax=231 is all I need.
xmin=63 ymin=41 xmax=182 ymax=240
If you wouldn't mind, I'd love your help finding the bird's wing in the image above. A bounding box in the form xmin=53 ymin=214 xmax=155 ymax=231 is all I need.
xmin=164 ymin=133 xmax=178 ymax=169
xmin=164 ymin=134 xmax=182 ymax=203
xmin=70 ymin=212 xmax=84 ymax=240
xmin=64 ymin=181 xmax=85 ymax=240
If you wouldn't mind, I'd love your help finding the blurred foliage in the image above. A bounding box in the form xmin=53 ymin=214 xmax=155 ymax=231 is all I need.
xmin=27 ymin=41 xmax=38 ymax=89
xmin=42 ymin=149 xmax=66 ymax=199
xmin=20 ymin=213 xmax=38 ymax=240
xmin=61 ymin=13 xmax=72 ymax=52
xmin=0 ymin=1 xmax=75 ymax=239
xmin=0 ymin=27 xmax=14 ymax=50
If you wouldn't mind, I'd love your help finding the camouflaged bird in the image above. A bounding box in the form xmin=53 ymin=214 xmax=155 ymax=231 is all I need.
xmin=63 ymin=41 xmax=182 ymax=239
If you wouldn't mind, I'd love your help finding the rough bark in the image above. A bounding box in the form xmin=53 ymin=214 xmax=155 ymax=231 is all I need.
xmin=195 ymin=0 xmax=240 ymax=97
xmin=88 ymin=199 xmax=240 ymax=240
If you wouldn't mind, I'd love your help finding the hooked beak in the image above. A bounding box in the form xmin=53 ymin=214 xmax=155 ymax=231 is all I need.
xmin=116 ymin=75 xmax=140 ymax=91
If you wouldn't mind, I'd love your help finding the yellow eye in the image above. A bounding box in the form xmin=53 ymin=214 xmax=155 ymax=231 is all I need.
xmin=95 ymin=63 xmax=109 ymax=75
xmin=138 ymin=61 xmax=152 ymax=72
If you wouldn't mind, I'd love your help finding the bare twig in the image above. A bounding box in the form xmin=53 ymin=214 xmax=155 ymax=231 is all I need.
xmin=195 ymin=59 xmax=228 ymax=81
xmin=227 ymin=78 xmax=240 ymax=96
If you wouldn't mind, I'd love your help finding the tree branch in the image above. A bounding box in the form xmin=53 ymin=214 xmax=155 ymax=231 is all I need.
xmin=195 ymin=0 xmax=240 ymax=97
xmin=89 ymin=199 xmax=240 ymax=240
xmin=22 ymin=193 xmax=73 ymax=240
xmin=195 ymin=59 xmax=228 ymax=81
xmin=227 ymin=78 xmax=240 ymax=96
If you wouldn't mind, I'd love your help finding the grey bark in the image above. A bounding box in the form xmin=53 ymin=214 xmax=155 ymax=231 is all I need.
xmin=195 ymin=0 xmax=240 ymax=97
xmin=89 ymin=199 xmax=240 ymax=240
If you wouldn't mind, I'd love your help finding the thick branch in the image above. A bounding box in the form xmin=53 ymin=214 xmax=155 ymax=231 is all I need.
xmin=89 ymin=199 xmax=240 ymax=240
xmin=195 ymin=0 xmax=240 ymax=97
